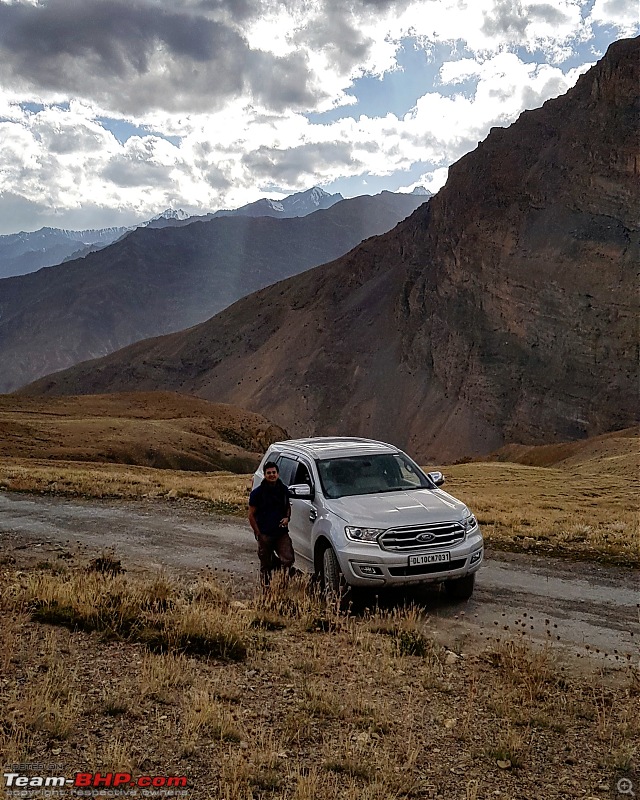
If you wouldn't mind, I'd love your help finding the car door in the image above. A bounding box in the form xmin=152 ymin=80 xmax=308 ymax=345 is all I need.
xmin=287 ymin=459 xmax=316 ymax=570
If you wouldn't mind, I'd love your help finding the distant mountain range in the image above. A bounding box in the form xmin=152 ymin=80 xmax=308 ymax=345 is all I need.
xmin=25 ymin=37 xmax=638 ymax=461
xmin=0 ymin=187 xmax=356 ymax=278
xmin=0 ymin=210 xmax=191 ymax=279
xmin=213 ymin=186 xmax=343 ymax=219
xmin=145 ymin=187 xmax=345 ymax=229
xmin=140 ymin=208 xmax=191 ymax=229
xmin=0 ymin=190 xmax=430 ymax=393
xmin=0 ymin=226 xmax=129 ymax=279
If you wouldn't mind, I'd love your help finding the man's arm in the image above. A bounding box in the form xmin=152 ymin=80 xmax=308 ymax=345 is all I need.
xmin=248 ymin=505 xmax=261 ymax=538
xmin=279 ymin=493 xmax=291 ymax=528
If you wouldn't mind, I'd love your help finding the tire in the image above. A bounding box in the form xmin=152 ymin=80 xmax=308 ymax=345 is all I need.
xmin=322 ymin=546 xmax=347 ymax=597
xmin=444 ymin=573 xmax=475 ymax=602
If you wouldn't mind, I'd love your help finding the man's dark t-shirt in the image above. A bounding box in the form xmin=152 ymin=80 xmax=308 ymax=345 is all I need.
xmin=249 ymin=479 xmax=290 ymax=538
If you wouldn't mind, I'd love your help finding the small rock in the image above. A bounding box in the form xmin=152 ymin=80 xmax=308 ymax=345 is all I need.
xmin=497 ymin=759 xmax=511 ymax=770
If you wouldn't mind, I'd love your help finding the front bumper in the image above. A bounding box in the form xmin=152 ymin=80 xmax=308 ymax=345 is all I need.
xmin=338 ymin=532 xmax=484 ymax=587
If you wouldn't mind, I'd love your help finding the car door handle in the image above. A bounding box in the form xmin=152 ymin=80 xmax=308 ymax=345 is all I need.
xmin=309 ymin=508 xmax=317 ymax=521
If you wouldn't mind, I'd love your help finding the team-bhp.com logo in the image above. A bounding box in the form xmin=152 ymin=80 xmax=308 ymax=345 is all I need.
xmin=4 ymin=772 xmax=188 ymax=790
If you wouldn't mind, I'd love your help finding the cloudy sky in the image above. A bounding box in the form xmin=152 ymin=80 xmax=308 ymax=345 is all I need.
xmin=0 ymin=0 xmax=636 ymax=234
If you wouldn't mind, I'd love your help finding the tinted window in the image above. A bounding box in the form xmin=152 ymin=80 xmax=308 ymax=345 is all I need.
xmin=293 ymin=461 xmax=312 ymax=486
xmin=275 ymin=456 xmax=298 ymax=486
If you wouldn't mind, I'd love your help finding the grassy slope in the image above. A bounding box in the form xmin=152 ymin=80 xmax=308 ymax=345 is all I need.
xmin=0 ymin=392 xmax=287 ymax=473
xmin=443 ymin=429 xmax=639 ymax=565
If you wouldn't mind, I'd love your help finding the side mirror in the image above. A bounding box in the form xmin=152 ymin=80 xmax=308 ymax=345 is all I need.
xmin=428 ymin=471 xmax=445 ymax=487
xmin=289 ymin=483 xmax=314 ymax=499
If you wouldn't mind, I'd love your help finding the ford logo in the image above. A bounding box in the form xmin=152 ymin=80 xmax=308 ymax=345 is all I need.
xmin=416 ymin=533 xmax=436 ymax=542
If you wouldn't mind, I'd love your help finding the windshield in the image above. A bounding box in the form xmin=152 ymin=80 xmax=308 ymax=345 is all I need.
xmin=316 ymin=453 xmax=432 ymax=499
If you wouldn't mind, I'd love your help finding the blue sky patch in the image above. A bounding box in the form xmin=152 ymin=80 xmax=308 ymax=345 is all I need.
xmin=96 ymin=117 xmax=181 ymax=146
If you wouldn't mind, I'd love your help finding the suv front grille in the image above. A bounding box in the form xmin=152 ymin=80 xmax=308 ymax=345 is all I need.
xmin=380 ymin=522 xmax=465 ymax=551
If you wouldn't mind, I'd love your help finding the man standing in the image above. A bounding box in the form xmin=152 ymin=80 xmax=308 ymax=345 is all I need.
xmin=248 ymin=461 xmax=295 ymax=584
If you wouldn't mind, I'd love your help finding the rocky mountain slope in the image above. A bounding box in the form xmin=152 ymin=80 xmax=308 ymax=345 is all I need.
xmin=22 ymin=38 xmax=639 ymax=461
xmin=0 ymin=191 xmax=427 ymax=393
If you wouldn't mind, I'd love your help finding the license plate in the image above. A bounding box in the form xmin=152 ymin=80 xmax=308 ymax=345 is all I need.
xmin=409 ymin=552 xmax=450 ymax=566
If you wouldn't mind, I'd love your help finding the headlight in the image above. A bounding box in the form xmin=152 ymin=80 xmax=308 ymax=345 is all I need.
xmin=345 ymin=526 xmax=384 ymax=543
xmin=462 ymin=513 xmax=478 ymax=534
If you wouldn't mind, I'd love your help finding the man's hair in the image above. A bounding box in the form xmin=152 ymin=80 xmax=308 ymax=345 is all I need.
xmin=263 ymin=461 xmax=279 ymax=473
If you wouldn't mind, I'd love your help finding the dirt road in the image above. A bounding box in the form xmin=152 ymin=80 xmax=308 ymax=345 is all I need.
xmin=1 ymin=492 xmax=637 ymax=669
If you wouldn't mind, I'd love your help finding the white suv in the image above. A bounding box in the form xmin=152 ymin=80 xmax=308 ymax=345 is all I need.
xmin=252 ymin=437 xmax=483 ymax=600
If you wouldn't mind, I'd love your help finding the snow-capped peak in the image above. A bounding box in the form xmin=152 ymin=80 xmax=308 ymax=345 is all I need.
xmin=145 ymin=208 xmax=190 ymax=224
xmin=309 ymin=187 xmax=331 ymax=205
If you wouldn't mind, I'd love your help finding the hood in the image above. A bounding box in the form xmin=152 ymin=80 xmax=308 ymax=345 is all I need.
xmin=326 ymin=488 xmax=467 ymax=527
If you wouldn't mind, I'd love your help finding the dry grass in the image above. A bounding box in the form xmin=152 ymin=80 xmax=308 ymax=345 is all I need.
xmin=11 ymin=632 xmax=82 ymax=741
xmin=1 ymin=562 xmax=638 ymax=800
xmin=0 ymin=457 xmax=248 ymax=514
xmin=181 ymin=683 xmax=243 ymax=756
xmin=139 ymin=652 xmax=197 ymax=702
xmin=24 ymin=569 xmax=250 ymax=661
xmin=444 ymin=459 xmax=638 ymax=565
xmin=444 ymin=429 xmax=639 ymax=565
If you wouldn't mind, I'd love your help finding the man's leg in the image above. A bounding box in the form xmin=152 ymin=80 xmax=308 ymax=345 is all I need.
xmin=273 ymin=533 xmax=295 ymax=574
xmin=256 ymin=534 xmax=276 ymax=585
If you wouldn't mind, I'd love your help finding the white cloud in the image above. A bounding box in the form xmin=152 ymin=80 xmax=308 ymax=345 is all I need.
xmin=399 ymin=166 xmax=449 ymax=194
xmin=0 ymin=43 xmax=601 ymax=231
xmin=589 ymin=0 xmax=639 ymax=37
xmin=0 ymin=0 xmax=636 ymax=232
